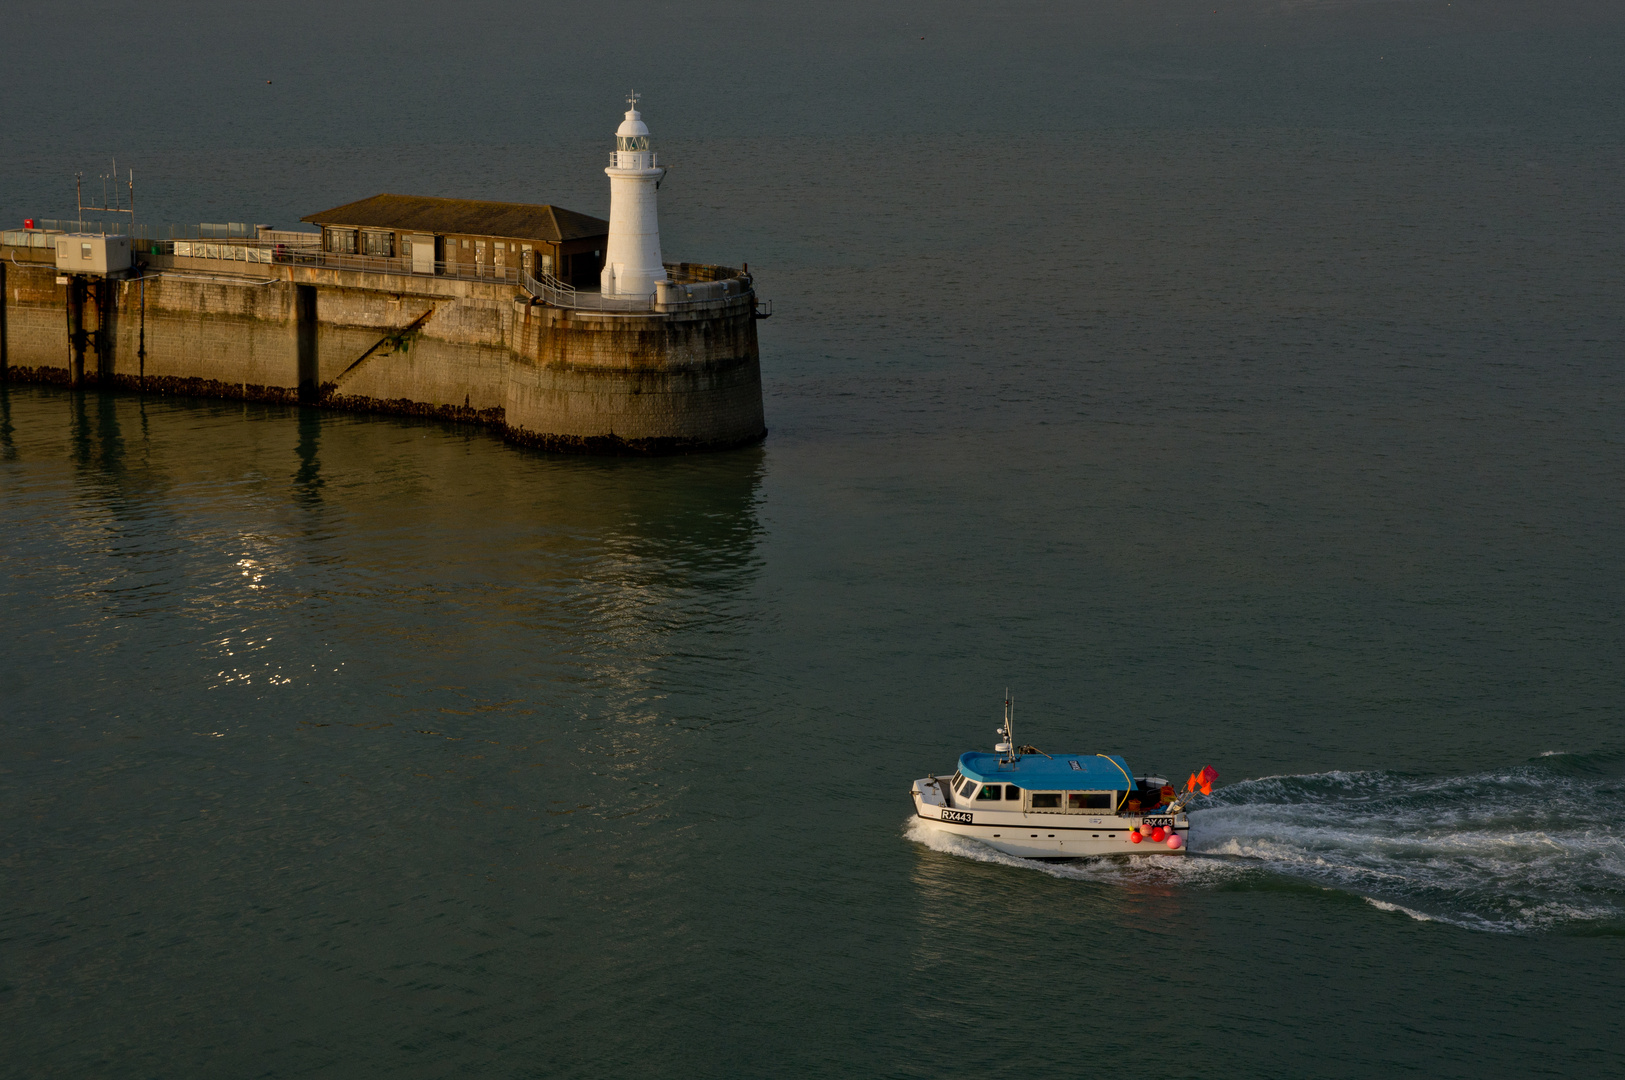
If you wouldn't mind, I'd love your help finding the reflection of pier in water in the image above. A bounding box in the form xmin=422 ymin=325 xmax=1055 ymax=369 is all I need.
xmin=5 ymin=386 xmax=765 ymax=763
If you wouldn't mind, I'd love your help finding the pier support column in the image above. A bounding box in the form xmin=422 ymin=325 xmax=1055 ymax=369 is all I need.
xmin=137 ymin=275 xmax=146 ymax=386
xmin=66 ymin=275 xmax=86 ymax=388
xmin=296 ymin=284 xmax=318 ymax=402
xmin=91 ymin=278 xmax=116 ymax=385
xmin=0 ymin=262 xmax=8 ymax=380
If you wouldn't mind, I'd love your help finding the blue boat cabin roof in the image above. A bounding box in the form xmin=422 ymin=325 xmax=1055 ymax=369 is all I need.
xmin=958 ymin=751 xmax=1135 ymax=790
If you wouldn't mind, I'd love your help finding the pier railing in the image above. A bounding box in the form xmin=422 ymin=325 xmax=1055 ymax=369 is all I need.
xmin=519 ymin=265 xmax=759 ymax=314
xmin=0 ymin=230 xmax=60 ymax=249
xmin=520 ymin=268 xmax=659 ymax=312
xmin=288 ymin=249 xmax=521 ymax=284
xmin=520 ymin=267 xmax=576 ymax=305
xmin=17 ymin=231 xmax=757 ymax=309
xmin=150 ymin=238 xmax=526 ymax=285
xmin=28 ymin=220 xmax=305 ymax=242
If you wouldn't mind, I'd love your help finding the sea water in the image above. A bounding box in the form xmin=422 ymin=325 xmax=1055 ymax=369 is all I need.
xmin=2 ymin=1 xmax=1622 ymax=1076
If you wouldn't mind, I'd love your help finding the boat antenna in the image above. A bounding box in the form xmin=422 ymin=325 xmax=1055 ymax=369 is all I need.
xmin=1005 ymin=689 xmax=1018 ymax=762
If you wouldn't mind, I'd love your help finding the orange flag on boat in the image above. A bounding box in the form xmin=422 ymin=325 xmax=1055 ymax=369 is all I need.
xmin=1186 ymin=773 xmax=1198 ymax=793
xmin=1197 ymin=765 xmax=1218 ymax=795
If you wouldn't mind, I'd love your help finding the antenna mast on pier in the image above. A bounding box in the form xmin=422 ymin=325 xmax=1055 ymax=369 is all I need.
xmin=75 ymin=159 xmax=135 ymax=234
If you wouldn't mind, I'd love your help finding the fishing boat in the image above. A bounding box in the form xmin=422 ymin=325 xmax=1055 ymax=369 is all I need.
xmin=910 ymin=696 xmax=1216 ymax=859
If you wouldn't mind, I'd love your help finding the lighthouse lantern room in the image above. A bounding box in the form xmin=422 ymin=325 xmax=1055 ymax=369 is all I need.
xmin=601 ymin=92 xmax=668 ymax=299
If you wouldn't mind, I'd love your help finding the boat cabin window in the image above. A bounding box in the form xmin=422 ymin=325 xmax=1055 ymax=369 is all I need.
xmin=1005 ymin=784 xmax=1020 ymax=800
xmin=958 ymin=779 xmax=977 ymax=799
xmin=975 ymin=784 xmax=1001 ymax=801
xmin=1029 ymin=792 xmax=1062 ymax=809
xmin=1067 ymin=792 xmax=1114 ymax=810
xmin=951 ymin=771 xmax=963 ymax=787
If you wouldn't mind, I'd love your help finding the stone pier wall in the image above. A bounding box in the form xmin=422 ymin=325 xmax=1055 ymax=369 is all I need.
xmin=506 ymin=300 xmax=764 ymax=451
xmin=0 ymin=252 xmax=765 ymax=452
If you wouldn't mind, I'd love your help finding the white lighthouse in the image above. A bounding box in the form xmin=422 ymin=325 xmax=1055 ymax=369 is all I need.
xmin=600 ymin=93 xmax=668 ymax=299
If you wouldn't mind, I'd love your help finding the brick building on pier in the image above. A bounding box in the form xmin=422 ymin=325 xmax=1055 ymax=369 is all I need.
xmin=301 ymin=193 xmax=608 ymax=287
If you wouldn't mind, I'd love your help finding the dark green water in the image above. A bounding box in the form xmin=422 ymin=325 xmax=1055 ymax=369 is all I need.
xmin=3 ymin=1 xmax=1624 ymax=1076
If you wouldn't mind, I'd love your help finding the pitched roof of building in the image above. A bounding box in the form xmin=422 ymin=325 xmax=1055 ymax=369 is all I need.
xmin=301 ymin=194 xmax=607 ymax=242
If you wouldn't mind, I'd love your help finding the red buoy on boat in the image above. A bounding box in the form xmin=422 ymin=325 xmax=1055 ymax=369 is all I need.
xmin=1151 ymin=826 xmax=1166 ymax=842
xmin=1130 ymin=830 xmax=1143 ymax=844
xmin=1167 ymin=833 xmax=1183 ymax=850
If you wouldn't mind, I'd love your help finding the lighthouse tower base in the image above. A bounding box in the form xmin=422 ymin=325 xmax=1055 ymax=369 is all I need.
xmin=505 ymin=275 xmax=765 ymax=453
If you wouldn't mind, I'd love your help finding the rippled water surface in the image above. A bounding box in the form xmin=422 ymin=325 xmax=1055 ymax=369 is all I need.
xmin=3 ymin=1 xmax=1624 ymax=1077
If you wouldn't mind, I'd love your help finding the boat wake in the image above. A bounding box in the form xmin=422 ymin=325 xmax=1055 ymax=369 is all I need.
xmin=907 ymin=751 xmax=1625 ymax=934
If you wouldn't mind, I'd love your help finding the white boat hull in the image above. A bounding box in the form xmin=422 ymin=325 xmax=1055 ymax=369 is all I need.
xmin=911 ymin=777 xmax=1188 ymax=859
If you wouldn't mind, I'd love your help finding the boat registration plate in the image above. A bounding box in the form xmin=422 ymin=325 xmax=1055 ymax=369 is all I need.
xmin=941 ymin=809 xmax=974 ymax=825
xmin=1143 ymin=815 xmax=1174 ymax=828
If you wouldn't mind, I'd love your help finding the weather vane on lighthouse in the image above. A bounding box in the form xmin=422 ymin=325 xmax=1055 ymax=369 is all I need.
xmin=601 ymin=93 xmax=668 ymax=299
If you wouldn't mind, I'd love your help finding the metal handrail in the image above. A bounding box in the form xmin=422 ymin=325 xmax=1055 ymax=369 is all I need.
xmin=141 ymin=241 xmax=748 ymax=307
xmin=520 ymin=267 xmax=576 ymax=305
xmin=521 ymin=267 xmax=658 ymax=312
xmin=294 ymin=250 xmax=519 ymax=282
xmin=161 ymin=241 xmax=524 ymax=284
xmin=152 ymin=238 xmax=317 ymax=258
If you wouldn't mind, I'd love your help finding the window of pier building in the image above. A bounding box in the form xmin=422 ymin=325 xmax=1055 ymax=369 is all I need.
xmin=324 ymin=227 xmax=358 ymax=254
xmin=360 ymin=229 xmax=394 ymax=257
xmin=617 ymin=135 xmax=650 ymax=152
